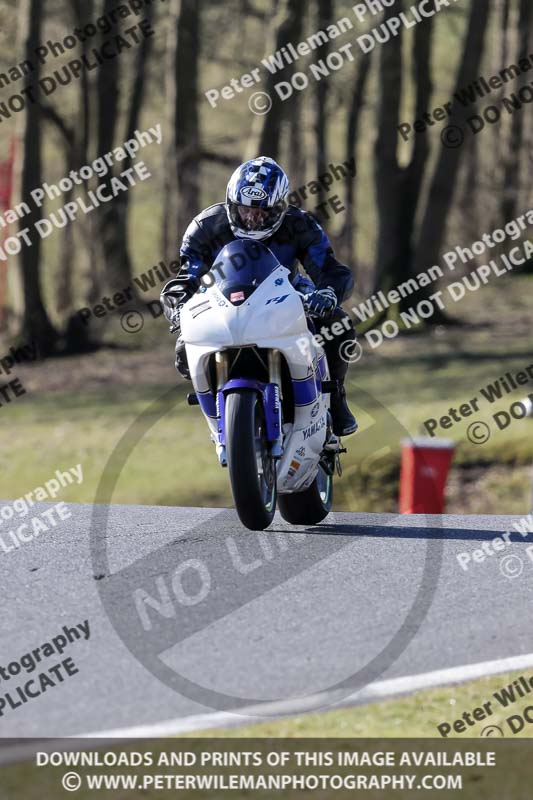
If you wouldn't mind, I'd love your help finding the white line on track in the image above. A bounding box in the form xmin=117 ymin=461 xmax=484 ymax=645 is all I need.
xmin=84 ymin=651 xmax=533 ymax=738
xmin=45 ymin=653 xmax=533 ymax=737
xmin=3 ymin=651 xmax=533 ymax=765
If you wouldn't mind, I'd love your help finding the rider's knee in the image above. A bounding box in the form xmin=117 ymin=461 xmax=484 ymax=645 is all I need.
xmin=324 ymin=307 xmax=357 ymax=337
xmin=175 ymin=338 xmax=191 ymax=380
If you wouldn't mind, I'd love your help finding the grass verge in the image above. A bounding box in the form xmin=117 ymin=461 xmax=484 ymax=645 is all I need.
xmin=203 ymin=668 xmax=533 ymax=738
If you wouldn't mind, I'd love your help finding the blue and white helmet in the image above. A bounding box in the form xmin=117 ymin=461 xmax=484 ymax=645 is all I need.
xmin=226 ymin=156 xmax=290 ymax=241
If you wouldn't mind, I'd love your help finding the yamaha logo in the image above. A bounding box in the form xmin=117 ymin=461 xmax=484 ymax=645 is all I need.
xmin=241 ymin=186 xmax=268 ymax=200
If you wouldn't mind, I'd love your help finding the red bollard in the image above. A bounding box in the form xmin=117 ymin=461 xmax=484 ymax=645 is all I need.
xmin=400 ymin=438 xmax=455 ymax=514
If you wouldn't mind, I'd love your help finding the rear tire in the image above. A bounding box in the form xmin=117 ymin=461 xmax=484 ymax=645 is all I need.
xmin=226 ymin=389 xmax=277 ymax=531
xmin=278 ymin=465 xmax=333 ymax=525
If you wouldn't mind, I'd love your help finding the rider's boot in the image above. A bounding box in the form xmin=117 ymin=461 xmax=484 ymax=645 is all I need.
xmin=322 ymin=309 xmax=358 ymax=437
xmin=329 ymin=381 xmax=358 ymax=437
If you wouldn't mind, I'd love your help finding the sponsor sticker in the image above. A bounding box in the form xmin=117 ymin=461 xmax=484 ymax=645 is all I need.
xmin=241 ymin=186 xmax=267 ymax=201
xmin=303 ymin=416 xmax=326 ymax=440
xmin=230 ymin=291 xmax=245 ymax=303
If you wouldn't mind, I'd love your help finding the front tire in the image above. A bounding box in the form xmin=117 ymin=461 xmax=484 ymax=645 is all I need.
xmin=278 ymin=465 xmax=333 ymax=525
xmin=225 ymin=389 xmax=277 ymax=531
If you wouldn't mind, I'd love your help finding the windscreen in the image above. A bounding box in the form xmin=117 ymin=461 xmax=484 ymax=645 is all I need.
xmin=210 ymin=240 xmax=281 ymax=304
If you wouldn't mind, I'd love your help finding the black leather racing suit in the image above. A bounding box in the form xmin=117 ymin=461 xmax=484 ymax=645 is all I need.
xmin=178 ymin=203 xmax=357 ymax=385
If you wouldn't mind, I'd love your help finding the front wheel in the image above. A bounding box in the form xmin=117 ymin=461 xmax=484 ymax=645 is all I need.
xmin=278 ymin=464 xmax=333 ymax=525
xmin=225 ymin=389 xmax=277 ymax=531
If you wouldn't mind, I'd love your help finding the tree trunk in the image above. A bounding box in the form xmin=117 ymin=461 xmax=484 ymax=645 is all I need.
xmin=72 ymin=0 xmax=97 ymax=302
xmin=501 ymin=0 xmax=532 ymax=222
xmin=411 ymin=0 xmax=491 ymax=289
xmin=176 ymin=0 xmax=201 ymax=228
xmin=394 ymin=7 xmax=434 ymax=308
xmin=248 ymin=0 xmax=306 ymax=160
xmin=162 ymin=0 xmax=181 ymax=264
xmin=16 ymin=0 xmax=58 ymax=355
xmin=287 ymin=90 xmax=307 ymax=194
xmin=162 ymin=0 xmax=201 ymax=264
xmin=373 ymin=1 xmax=434 ymax=295
xmin=101 ymin=0 xmax=157 ymax=298
xmin=94 ymin=0 xmax=138 ymax=297
xmin=488 ymin=0 xmax=513 ymax=228
xmin=370 ymin=1 xmax=446 ymax=334
xmin=339 ymin=50 xmax=372 ymax=266
xmin=55 ymin=135 xmax=76 ymax=315
xmin=314 ymin=0 xmax=333 ymax=209
xmin=458 ymin=128 xmax=480 ymax=243
xmin=373 ymin=1 xmax=406 ymax=297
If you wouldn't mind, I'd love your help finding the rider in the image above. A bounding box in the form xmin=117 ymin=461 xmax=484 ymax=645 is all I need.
xmin=161 ymin=156 xmax=358 ymax=437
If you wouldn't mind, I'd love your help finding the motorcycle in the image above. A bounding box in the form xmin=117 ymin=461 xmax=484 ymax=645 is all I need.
xmin=179 ymin=239 xmax=346 ymax=531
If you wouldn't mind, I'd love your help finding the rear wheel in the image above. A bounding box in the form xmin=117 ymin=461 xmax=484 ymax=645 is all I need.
xmin=278 ymin=464 xmax=333 ymax=525
xmin=225 ymin=389 xmax=277 ymax=531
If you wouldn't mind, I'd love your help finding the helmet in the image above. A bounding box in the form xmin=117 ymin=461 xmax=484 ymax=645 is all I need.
xmin=226 ymin=156 xmax=290 ymax=241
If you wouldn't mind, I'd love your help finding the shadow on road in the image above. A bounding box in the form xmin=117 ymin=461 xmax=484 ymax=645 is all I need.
xmin=298 ymin=523 xmax=529 ymax=544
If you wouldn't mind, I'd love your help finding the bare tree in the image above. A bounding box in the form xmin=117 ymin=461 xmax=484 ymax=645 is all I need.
xmin=176 ymin=0 xmax=201 ymax=225
xmin=501 ymin=0 xmax=532 ymax=222
xmin=103 ymin=0 xmax=157 ymax=293
xmin=93 ymin=0 xmax=131 ymax=297
xmin=16 ymin=0 xmax=58 ymax=355
xmin=287 ymin=90 xmax=307 ymax=192
xmin=248 ymin=0 xmax=306 ymax=160
xmin=162 ymin=0 xmax=201 ymax=263
xmin=314 ymin=0 xmax=333 ymax=208
xmin=38 ymin=1 xmax=94 ymax=317
xmin=411 ymin=0 xmax=491 ymax=297
xmin=373 ymin=1 xmax=434 ymax=303
xmin=339 ymin=50 xmax=372 ymax=265
xmin=370 ymin=1 xmax=491 ymax=326
xmin=162 ymin=0 xmax=181 ymax=264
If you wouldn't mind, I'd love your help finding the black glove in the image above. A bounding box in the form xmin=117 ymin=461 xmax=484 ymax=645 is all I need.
xmin=160 ymin=276 xmax=200 ymax=332
xmin=303 ymin=287 xmax=337 ymax=319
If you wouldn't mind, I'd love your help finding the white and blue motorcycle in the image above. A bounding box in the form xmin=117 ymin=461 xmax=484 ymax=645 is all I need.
xmin=179 ymin=240 xmax=346 ymax=531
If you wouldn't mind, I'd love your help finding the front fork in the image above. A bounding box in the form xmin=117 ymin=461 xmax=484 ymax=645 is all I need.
xmin=267 ymin=350 xmax=283 ymax=458
xmin=214 ymin=350 xmax=284 ymax=467
xmin=215 ymin=352 xmax=229 ymax=466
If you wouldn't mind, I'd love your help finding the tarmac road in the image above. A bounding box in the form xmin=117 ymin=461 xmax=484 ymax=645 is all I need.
xmin=0 ymin=503 xmax=532 ymax=738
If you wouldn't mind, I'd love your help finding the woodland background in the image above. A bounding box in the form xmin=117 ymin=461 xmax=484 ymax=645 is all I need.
xmin=0 ymin=0 xmax=531 ymax=514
